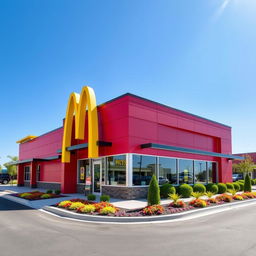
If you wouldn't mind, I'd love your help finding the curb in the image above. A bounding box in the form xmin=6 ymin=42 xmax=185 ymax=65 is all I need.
xmin=1 ymin=194 xmax=34 ymax=208
xmin=43 ymin=198 xmax=256 ymax=224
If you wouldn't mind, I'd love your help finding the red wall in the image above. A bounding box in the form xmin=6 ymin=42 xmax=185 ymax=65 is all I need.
xmin=18 ymin=93 xmax=233 ymax=187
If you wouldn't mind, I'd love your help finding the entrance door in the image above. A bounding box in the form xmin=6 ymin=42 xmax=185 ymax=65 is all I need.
xmin=93 ymin=160 xmax=102 ymax=193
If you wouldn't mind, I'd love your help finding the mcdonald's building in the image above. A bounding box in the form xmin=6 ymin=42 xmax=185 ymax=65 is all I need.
xmin=15 ymin=87 xmax=242 ymax=199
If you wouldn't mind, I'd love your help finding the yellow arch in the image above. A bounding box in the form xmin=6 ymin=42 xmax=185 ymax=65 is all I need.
xmin=61 ymin=86 xmax=99 ymax=163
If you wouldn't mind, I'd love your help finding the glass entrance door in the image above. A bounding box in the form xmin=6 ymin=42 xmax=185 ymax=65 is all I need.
xmin=93 ymin=161 xmax=101 ymax=193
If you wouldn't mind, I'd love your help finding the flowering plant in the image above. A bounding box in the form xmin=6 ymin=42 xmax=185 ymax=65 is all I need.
xmin=233 ymin=195 xmax=244 ymax=201
xmin=189 ymin=199 xmax=208 ymax=208
xmin=141 ymin=205 xmax=164 ymax=215
xmin=94 ymin=202 xmax=118 ymax=213
xmin=100 ymin=206 xmax=117 ymax=215
xmin=57 ymin=200 xmax=72 ymax=208
xmin=169 ymin=200 xmax=186 ymax=208
xmin=242 ymin=192 xmax=256 ymax=199
xmin=207 ymin=198 xmax=218 ymax=204
xmin=69 ymin=202 xmax=86 ymax=210
xmin=216 ymin=194 xmax=233 ymax=202
xmin=77 ymin=204 xmax=96 ymax=213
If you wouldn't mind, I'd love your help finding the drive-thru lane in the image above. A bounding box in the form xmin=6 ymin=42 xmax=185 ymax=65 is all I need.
xmin=0 ymin=196 xmax=256 ymax=256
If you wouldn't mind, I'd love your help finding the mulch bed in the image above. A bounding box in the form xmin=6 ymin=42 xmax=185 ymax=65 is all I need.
xmin=11 ymin=191 xmax=66 ymax=201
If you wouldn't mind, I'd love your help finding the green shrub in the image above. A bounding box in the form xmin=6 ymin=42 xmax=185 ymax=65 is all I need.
xmin=147 ymin=175 xmax=160 ymax=206
xmin=193 ymin=184 xmax=206 ymax=193
xmin=254 ymin=179 xmax=256 ymax=185
xmin=160 ymin=183 xmax=176 ymax=198
xmin=100 ymin=194 xmax=110 ymax=202
xmin=244 ymin=173 xmax=252 ymax=192
xmin=226 ymin=183 xmax=234 ymax=190
xmin=87 ymin=194 xmax=96 ymax=201
xmin=238 ymin=180 xmax=244 ymax=184
xmin=54 ymin=190 xmax=61 ymax=195
xmin=41 ymin=194 xmax=51 ymax=199
xmin=238 ymin=182 xmax=244 ymax=191
xmin=46 ymin=190 xmax=52 ymax=194
xmin=206 ymin=183 xmax=218 ymax=194
xmin=179 ymin=184 xmax=193 ymax=198
xmin=20 ymin=193 xmax=32 ymax=198
xmin=217 ymin=183 xmax=227 ymax=194
xmin=251 ymin=179 xmax=255 ymax=185
xmin=233 ymin=183 xmax=240 ymax=192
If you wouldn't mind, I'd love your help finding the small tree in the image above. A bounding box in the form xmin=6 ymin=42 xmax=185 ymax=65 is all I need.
xmin=233 ymin=155 xmax=255 ymax=176
xmin=4 ymin=155 xmax=18 ymax=182
xmin=147 ymin=175 xmax=160 ymax=206
xmin=244 ymin=173 xmax=252 ymax=192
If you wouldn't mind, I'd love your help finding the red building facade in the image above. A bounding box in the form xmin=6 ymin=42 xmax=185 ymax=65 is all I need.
xmin=16 ymin=88 xmax=242 ymax=199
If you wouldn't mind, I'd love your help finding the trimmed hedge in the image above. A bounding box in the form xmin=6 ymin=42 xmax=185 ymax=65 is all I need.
xmin=251 ymin=179 xmax=255 ymax=185
xmin=238 ymin=182 xmax=244 ymax=191
xmin=100 ymin=195 xmax=110 ymax=202
xmin=87 ymin=194 xmax=96 ymax=201
xmin=179 ymin=184 xmax=193 ymax=198
xmin=147 ymin=175 xmax=160 ymax=205
xmin=232 ymin=183 xmax=240 ymax=192
xmin=160 ymin=183 xmax=176 ymax=198
xmin=244 ymin=173 xmax=252 ymax=192
xmin=193 ymin=183 xmax=206 ymax=193
xmin=226 ymin=183 xmax=234 ymax=190
xmin=217 ymin=183 xmax=227 ymax=194
xmin=206 ymin=183 xmax=218 ymax=194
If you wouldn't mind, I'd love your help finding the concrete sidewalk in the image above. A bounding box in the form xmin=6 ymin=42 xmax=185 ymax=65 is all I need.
xmin=0 ymin=185 xmax=150 ymax=210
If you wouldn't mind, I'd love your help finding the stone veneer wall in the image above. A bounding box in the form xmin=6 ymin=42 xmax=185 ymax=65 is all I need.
xmin=24 ymin=181 xmax=30 ymax=187
xmin=77 ymin=184 xmax=85 ymax=194
xmin=37 ymin=182 xmax=61 ymax=191
xmin=102 ymin=186 xmax=148 ymax=200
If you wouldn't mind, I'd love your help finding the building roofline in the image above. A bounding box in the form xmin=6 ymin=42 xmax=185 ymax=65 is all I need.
xmin=234 ymin=152 xmax=256 ymax=155
xmin=24 ymin=91 xmax=231 ymax=141
xmin=99 ymin=92 xmax=231 ymax=128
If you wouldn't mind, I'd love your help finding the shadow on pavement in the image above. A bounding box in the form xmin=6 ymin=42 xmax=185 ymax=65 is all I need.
xmin=0 ymin=197 xmax=32 ymax=211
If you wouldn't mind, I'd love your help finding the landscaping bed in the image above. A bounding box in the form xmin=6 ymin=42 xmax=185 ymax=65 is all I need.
xmin=54 ymin=192 xmax=256 ymax=217
xmin=12 ymin=190 xmax=65 ymax=200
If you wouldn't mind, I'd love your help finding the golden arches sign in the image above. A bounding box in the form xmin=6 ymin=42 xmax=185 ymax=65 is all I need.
xmin=61 ymin=86 xmax=99 ymax=163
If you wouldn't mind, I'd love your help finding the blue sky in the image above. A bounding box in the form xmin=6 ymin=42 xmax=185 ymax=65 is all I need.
xmin=0 ymin=0 xmax=256 ymax=166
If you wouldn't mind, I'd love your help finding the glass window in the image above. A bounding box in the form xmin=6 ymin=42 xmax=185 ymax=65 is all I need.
xmin=24 ymin=166 xmax=30 ymax=181
xmin=179 ymin=159 xmax=193 ymax=184
xmin=78 ymin=160 xmax=90 ymax=184
xmin=159 ymin=157 xmax=177 ymax=185
xmin=36 ymin=165 xmax=40 ymax=181
xmin=106 ymin=155 xmax=126 ymax=186
xmin=208 ymin=162 xmax=218 ymax=183
xmin=194 ymin=161 xmax=207 ymax=183
xmin=133 ymin=155 xmax=157 ymax=186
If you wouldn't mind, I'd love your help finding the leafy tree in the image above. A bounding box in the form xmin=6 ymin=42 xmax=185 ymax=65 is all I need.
xmin=233 ymin=155 xmax=256 ymax=174
xmin=147 ymin=175 xmax=160 ymax=206
xmin=4 ymin=155 xmax=18 ymax=179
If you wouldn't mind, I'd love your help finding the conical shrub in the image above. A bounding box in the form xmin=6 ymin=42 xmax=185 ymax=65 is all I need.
xmin=244 ymin=173 xmax=252 ymax=192
xmin=147 ymin=175 xmax=160 ymax=206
